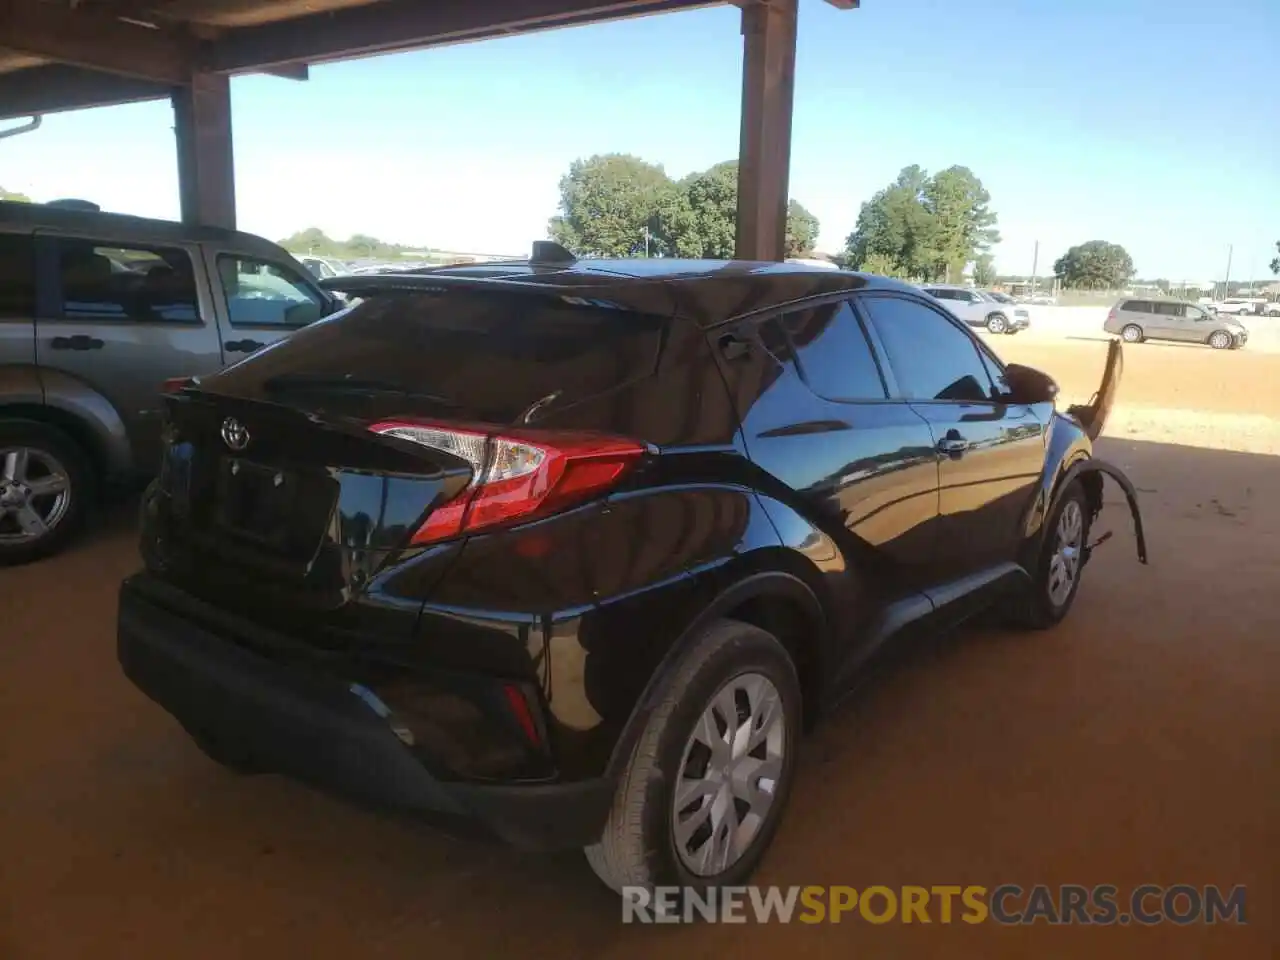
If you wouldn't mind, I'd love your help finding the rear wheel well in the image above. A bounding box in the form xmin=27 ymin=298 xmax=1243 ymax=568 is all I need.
xmin=0 ymin=404 xmax=106 ymax=487
xmin=722 ymin=593 xmax=822 ymax=730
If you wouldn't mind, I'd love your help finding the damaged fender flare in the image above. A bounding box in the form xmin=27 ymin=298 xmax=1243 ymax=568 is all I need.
xmin=1057 ymin=457 xmax=1148 ymax=565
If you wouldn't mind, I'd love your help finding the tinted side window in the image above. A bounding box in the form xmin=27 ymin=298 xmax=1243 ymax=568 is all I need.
xmin=0 ymin=233 xmax=36 ymax=318
xmin=56 ymin=239 xmax=199 ymax=322
xmin=1121 ymin=300 xmax=1151 ymax=313
xmin=1151 ymin=301 xmax=1181 ymax=316
xmin=860 ymin=295 xmax=994 ymax=402
xmin=779 ymin=300 xmax=886 ymax=401
xmin=925 ymin=288 xmax=955 ymax=300
xmin=218 ymin=256 xmax=323 ymax=328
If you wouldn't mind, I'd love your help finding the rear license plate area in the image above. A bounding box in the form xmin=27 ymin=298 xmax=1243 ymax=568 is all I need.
xmin=216 ymin=458 xmax=297 ymax=548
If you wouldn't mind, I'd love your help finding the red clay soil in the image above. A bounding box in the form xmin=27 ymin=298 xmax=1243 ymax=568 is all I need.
xmin=2 ymin=340 xmax=1276 ymax=958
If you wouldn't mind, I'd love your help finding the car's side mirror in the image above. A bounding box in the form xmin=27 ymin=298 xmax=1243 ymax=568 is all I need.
xmin=1002 ymin=363 xmax=1059 ymax=404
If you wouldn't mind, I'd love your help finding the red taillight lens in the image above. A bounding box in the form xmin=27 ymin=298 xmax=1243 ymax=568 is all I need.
xmin=160 ymin=376 xmax=196 ymax=394
xmin=369 ymin=420 xmax=644 ymax=545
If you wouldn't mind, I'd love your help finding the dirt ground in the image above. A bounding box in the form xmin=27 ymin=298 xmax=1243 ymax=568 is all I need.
xmin=2 ymin=337 xmax=1277 ymax=958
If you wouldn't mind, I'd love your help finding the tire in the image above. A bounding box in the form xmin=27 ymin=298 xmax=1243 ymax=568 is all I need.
xmin=0 ymin=419 xmax=94 ymax=566
xmin=1208 ymin=330 xmax=1233 ymax=350
xmin=184 ymin=724 xmax=265 ymax=775
xmin=1004 ymin=481 xmax=1092 ymax=630
xmin=585 ymin=619 xmax=802 ymax=901
xmin=986 ymin=314 xmax=1008 ymax=334
xmin=1121 ymin=324 xmax=1144 ymax=343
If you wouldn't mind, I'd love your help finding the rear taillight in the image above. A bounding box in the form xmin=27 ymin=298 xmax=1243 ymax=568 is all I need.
xmin=1106 ymin=307 xmax=1117 ymax=323
xmin=160 ymin=376 xmax=197 ymax=394
xmin=369 ymin=420 xmax=644 ymax=545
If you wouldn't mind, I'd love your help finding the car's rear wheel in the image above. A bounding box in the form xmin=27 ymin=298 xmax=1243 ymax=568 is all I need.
xmin=986 ymin=314 xmax=1008 ymax=334
xmin=1121 ymin=324 xmax=1144 ymax=343
xmin=1208 ymin=330 xmax=1233 ymax=350
xmin=1005 ymin=481 xmax=1092 ymax=630
xmin=0 ymin=420 xmax=93 ymax=566
xmin=585 ymin=619 xmax=801 ymax=900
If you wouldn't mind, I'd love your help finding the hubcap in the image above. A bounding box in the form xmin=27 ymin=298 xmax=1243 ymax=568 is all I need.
xmin=1123 ymin=327 xmax=1140 ymax=342
xmin=1212 ymin=333 xmax=1229 ymax=348
xmin=989 ymin=318 xmax=1006 ymax=333
xmin=0 ymin=447 xmax=72 ymax=545
xmin=672 ymin=672 xmax=785 ymax=877
xmin=1046 ymin=500 xmax=1084 ymax=607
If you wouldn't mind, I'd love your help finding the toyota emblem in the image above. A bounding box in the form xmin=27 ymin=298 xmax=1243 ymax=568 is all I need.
xmin=221 ymin=417 xmax=250 ymax=451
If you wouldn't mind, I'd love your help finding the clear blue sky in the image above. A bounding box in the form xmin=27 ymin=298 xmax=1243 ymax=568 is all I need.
xmin=3 ymin=0 xmax=1277 ymax=279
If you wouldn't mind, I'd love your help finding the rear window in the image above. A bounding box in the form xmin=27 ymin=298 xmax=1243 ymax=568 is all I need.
xmin=206 ymin=289 xmax=667 ymax=418
xmin=0 ymin=233 xmax=35 ymax=318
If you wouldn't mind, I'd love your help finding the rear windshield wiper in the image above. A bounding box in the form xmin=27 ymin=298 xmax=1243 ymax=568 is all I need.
xmin=261 ymin=373 xmax=457 ymax=406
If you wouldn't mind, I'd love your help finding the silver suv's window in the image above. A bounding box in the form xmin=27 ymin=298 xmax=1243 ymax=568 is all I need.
xmin=56 ymin=240 xmax=199 ymax=323
xmin=0 ymin=233 xmax=36 ymax=318
xmin=217 ymin=255 xmax=324 ymax=328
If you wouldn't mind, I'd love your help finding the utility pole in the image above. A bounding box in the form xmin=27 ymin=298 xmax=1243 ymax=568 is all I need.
xmin=1030 ymin=240 xmax=1040 ymax=296
xmin=1223 ymin=244 xmax=1233 ymax=300
xmin=642 ymin=225 xmax=651 ymax=258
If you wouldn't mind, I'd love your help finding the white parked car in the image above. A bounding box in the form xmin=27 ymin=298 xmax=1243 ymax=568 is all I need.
xmin=1210 ymin=297 xmax=1265 ymax=315
xmin=920 ymin=284 xmax=1031 ymax=335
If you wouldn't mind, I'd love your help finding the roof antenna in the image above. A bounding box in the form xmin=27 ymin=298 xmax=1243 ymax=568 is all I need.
xmin=530 ymin=240 xmax=576 ymax=265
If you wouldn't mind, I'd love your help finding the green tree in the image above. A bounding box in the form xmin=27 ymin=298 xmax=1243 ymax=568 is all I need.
xmin=1270 ymin=240 xmax=1279 ymax=275
xmin=923 ymin=166 xmax=1001 ymax=281
xmin=1053 ymin=241 xmax=1136 ymax=289
xmin=548 ymin=154 xmax=674 ymax=257
xmin=842 ymin=165 xmax=1000 ymax=281
xmin=279 ymin=226 xmax=333 ymax=254
xmin=552 ymin=155 xmax=821 ymax=260
xmin=0 ymin=186 xmax=31 ymax=203
xmin=785 ymin=200 xmax=820 ymax=258
xmin=973 ymin=253 xmax=997 ymax=287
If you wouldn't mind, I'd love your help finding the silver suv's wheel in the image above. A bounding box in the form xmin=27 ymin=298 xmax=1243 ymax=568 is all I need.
xmin=585 ymin=619 xmax=801 ymax=897
xmin=0 ymin=421 xmax=91 ymax=565
xmin=1208 ymin=330 xmax=1233 ymax=350
xmin=986 ymin=314 xmax=1007 ymax=334
xmin=1121 ymin=324 xmax=1143 ymax=343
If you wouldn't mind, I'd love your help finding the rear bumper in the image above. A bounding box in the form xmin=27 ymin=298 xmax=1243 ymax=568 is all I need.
xmin=116 ymin=576 xmax=613 ymax=851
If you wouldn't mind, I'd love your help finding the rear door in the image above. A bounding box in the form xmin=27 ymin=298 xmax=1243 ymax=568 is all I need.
xmin=202 ymin=248 xmax=327 ymax=361
xmin=0 ymin=231 xmax=37 ymax=378
xmin=858 ymin=292 xmax=1049 ymax=585
xmin=717 ymin=297 xmax=942 ymax=591
xmin=33 ymin=232 xmax=225 ymax=473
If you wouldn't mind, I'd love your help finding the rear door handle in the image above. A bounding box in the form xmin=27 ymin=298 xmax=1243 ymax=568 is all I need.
xmin=224 ymin=339 xmax=264 ymax=353
xmin=50 ymin=335 xmax=104 ymax=351
xmin=937 ymin=432 xmax=969 ymax=457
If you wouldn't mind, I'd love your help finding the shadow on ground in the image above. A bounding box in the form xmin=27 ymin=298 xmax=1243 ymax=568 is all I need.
xmin=1 ymin=438 xmax=1275 ymax=959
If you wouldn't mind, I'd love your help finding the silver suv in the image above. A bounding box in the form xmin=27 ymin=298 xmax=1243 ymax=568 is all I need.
xmin=0 ymin=200 xmax=343 ymax=563
xmin=921 ymin=284 xmax=1031 ymax=335
xmin=1102 ymin=298 xmax=1248 ymax=350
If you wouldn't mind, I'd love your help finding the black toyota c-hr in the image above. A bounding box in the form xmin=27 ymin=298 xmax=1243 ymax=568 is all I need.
xmin=118 ymin=248 xmax=1146 ymax=897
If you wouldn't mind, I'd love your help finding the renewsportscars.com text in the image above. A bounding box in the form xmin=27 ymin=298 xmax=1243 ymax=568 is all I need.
xmin=621 ymin=884 xmax=1248 ymax=925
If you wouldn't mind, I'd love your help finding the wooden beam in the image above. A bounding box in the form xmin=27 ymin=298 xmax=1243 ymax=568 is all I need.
xmin=209 ymin=0 xmax=713 ymax=73
xmin=0 ymin=0 xmax=195 ymax=83
xmin=174 ymin=73 xmax=236 ymax=230
xmin=735 ymin=0 xmax=797 ymax=261
xmin=0 ymin=64 xmax=170 ymax=121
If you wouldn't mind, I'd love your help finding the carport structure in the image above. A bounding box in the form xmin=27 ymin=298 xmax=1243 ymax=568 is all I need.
xmin=0 ymin=0 xmax=860 ymax=259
